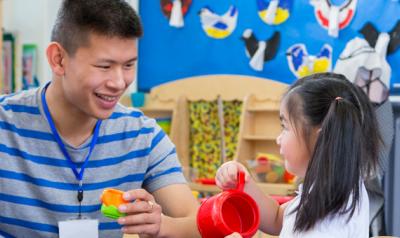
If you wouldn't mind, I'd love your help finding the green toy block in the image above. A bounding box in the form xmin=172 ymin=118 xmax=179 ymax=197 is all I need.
xmin=101 ymin=204 xmax=126 ymax=219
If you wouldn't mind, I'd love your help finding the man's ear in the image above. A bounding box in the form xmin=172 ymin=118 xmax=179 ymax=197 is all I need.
xmin=46 ymin=42 xmax=66 ymax=76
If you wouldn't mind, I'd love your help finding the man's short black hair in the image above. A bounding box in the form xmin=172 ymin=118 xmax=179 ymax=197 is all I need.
xmin=51 ymin=0 xmax=143 ymax=56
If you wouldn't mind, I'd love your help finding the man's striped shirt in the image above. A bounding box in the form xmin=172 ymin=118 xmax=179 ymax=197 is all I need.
xmin=0 ymin=87 xmax=186 ymax=237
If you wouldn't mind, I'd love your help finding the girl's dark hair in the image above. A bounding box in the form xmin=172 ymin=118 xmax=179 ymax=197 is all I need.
xmin=51 ymin=0 xmax=143 ymax=56
xmin=283 ymin=73 xmax=381 ymax=232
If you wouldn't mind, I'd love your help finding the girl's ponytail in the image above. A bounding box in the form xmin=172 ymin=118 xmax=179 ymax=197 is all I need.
xmin=295 ymin=96 xmax=362 ymax=231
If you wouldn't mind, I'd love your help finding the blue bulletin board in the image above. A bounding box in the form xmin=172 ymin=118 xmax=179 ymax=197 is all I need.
xmin=138 ymin=0 xmax=400 ymax=92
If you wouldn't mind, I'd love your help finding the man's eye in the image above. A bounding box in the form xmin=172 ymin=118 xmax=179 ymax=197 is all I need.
xmin=124 ymin=63 xmax=135 ymax=69
xmin=96 ymin=65 xmax=110 ymax=69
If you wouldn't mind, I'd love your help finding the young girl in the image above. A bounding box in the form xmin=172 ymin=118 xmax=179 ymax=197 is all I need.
xmin=217 ymin=73 xmax=381 ymax=237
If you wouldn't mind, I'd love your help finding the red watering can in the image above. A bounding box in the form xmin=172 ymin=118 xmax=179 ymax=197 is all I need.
xmin=197 ymin=171 xmax=260 ymax=238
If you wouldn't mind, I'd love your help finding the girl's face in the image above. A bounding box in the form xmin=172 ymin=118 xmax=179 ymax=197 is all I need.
xmin=276 ymin=102 xmax=317 ymax=178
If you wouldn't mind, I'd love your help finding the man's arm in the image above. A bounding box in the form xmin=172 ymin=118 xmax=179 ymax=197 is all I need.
xmin=153 ymin=184 xmax=201 ymax=238
xmin=118 ymin=183 xmax=200 ymax=238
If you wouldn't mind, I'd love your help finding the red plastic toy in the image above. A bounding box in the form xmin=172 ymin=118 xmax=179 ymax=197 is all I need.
xmin=197 ymin=171 xmax=260 ymax=238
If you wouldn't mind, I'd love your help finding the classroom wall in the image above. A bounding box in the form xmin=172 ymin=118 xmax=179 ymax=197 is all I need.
xmin=138 ymin=0 xmax=400 ymax=92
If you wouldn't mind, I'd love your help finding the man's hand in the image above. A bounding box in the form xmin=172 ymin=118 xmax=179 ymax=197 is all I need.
xmin=117 ymin=189 xmax=162 ymax=237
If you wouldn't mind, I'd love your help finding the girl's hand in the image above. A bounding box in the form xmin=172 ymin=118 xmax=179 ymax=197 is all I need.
xmin=117 ymin=189 xmax=162 ymax=236
xmin=224 ymin=232 xmax=243 ymax=238
xmin=215 ymin=161 xmax=251 ymax=190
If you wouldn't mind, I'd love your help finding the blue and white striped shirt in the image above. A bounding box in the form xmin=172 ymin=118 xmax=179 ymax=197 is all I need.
xmin=0 ymin=86 xmax=186 ymax=238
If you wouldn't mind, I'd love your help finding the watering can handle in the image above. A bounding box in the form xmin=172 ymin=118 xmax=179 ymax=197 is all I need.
xmin=236 ymin=171 xmax=245 ymax=192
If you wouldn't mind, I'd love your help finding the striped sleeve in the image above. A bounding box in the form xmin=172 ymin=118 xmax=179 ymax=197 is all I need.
xmin=142 ymin=121 xmax=186 ymax=192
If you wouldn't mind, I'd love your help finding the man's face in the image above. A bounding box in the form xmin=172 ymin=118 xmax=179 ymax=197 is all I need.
xmin=61 ymin=33 xmax=137 ymax=119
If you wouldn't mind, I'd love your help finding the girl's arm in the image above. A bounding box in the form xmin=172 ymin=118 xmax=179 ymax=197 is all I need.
xmin=216 ymin=161 xmax=285 ymax=235
xmin=244 ymin=178 xmax=286 ymax=235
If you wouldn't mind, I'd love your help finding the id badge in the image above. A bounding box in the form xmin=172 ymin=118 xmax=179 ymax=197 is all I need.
xmin=58 ymin=219 xmax=99 ymax=238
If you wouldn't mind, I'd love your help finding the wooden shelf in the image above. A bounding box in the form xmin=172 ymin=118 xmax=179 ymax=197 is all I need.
xmin=140 ymin=107 xmax=173 ymax=113
xmin=139 ymin=107 xmax=174 ymax=121
xmin=243 ymin=135 xmax=277 ymax=141
xmin=257 ymin=182 xmax=296 ymax=195
xmin=247 ymin=107 xmax=279 ymax=112
xmin=236 ymin=91 xmax=288 ymax=184
xmin=189 ymin=182 xmax=221 ymax=193
xmin=189 ymin=182 xmax=295 ymax=196
xmin=140 ymin=75 xmax=290 ymax=197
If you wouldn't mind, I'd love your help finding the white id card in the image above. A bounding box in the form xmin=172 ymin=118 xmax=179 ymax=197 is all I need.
xmin=58 ymin=219 xmax=99 ymax=238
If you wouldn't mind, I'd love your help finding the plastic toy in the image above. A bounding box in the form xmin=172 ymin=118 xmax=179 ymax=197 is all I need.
xmin=255 ymin=153 xmax=284 ymax=183
xmin=197 ymin=171 xmax=260 ymax=238
xmin=284 ymin=170 xmax=295 ymax=184
xmin=100 ymin=188 xmax=129 ymax=219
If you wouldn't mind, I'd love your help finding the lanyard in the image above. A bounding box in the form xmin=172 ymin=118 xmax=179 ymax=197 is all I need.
xmin=41 ymin=82 xmax=102 ymax=217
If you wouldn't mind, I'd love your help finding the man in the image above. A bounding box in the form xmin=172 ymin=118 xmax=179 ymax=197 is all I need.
xmin=0 ymin=1 xmax=200 ymax=237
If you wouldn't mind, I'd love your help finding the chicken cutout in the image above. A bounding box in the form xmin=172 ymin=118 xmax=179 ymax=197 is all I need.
xmin=256 ymin=0 xmax=293 ymax=25
xmin=199 ymin=5 xmax=238 ymax=39
xmin=286 ymin=43 xmax=332 ymax=78
xmin=334 ymin=35 xmax=391 ymax=105
xmin=161 ymin=0 xmax=192 ymax=28
xmin=310 ymin=0 xmax=357 ymax=37
xmin=359 ymin=20 xmax=400 ymax=55
xmin=241 ymin=29 xmax=280 ymax=71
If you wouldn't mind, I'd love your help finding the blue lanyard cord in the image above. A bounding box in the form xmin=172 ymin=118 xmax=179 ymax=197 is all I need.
xmin=41 ymin=82 xmax=102 ymax=182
